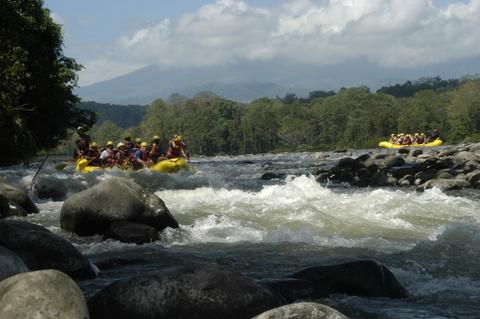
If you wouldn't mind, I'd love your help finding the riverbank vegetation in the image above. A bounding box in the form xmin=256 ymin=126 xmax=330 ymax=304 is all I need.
xmin=0 ymin=0 xmax=94 ymax=166
xmin=79 ymin=77 xmax=480 ymax=156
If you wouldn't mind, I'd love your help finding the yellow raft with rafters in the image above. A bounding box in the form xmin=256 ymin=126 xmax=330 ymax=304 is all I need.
xmin=378 ymin=139 xmax=443 ymax=149
xmin=75 ymin=157 xmax=189 ymax=174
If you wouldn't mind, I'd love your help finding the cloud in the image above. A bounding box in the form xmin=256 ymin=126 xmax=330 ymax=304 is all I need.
xmin=80 ymin=0 xmax=480 ymax=85
xmin=50 ymin=11 xmax=65 ymax=26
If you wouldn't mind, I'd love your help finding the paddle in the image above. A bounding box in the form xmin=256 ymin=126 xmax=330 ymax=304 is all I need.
xmin=55 ymin=160 xmax=71 ymax=170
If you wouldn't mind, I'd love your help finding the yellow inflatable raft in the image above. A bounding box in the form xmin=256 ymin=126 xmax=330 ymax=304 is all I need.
xmin=75 ymin=157 xmax=189 ymax=174
xmin=378 ymin=139 xmax=443 ymax=149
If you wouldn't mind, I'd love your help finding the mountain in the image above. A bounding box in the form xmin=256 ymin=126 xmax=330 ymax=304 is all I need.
xmin=76 ymin=56 xmax=480 ymax=104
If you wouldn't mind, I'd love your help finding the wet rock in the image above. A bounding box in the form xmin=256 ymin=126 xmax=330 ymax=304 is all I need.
xmin=433 ymin=158 xmax=455 ymax=170
xmin=373 ymin=153 xmax=388 ymax=160
xmin=466 ymin=170 xmax=480 ymax=185
xmin=455 ymin=173 xmax=468 ymax=181
xmin=468 ymin=142 xmax=480 ymax=152
xmin=0 ymin=220 xmax=96 ymax=279
xmin=353 ymin=154 xmax=377 ymax=174
xmin=261 ymin=172 xmax=286 ymax=180
xmin=437 ymin=149 xmax=456 ymax=157
xmin=435 ymin=170 xmax=454 ymax=179
xmin=398 ymin=148 xmax=410 ymax=155
xmin=0 ymin=270 xmax=89 ymax=319
xmin=454 ymin=151 xmax=480 ymax=164
xmin=0 ymin=177 xmax=38 ymax=217
xmin=462 ymin=160 xmax=480 ymax=173
xmin=414 ymin=169 xmax=437 ymax=185
xmin=237 ymin=160 xmax=255 ymax=165
xmin=0 ymin=195 xmax=8 ymax=219
xmin=382 ymin=156 xmax=405 ymax=169
xmin=410 ymin=149 xmax=423 ymax=157
xmin=261 ymin=278 xmax=316 ymax=303
xmin=288 ymin=260 xmax=408 ymax=299
xmin=0 ymin=245 xmax=29 ymax=281
xmin=315 ymin=173 xmax=330 ymax=183
xmin=34 ymin=176 xmax=67 ymax=201
xmin=252 ymin=302 xmax=349 ymax=319
xmin=103 ymin=220 xmax=159 ymax=244
xmin=420 ymin=179 xmax=470 ymax=191
xmin=398 ymin=175 xmax=413 ymax=186
xmin=88 ymin=264 xmax=281 ymax=319
xmin=262 ymin=162 xmax=275 ymax=170
xmin=336 ymin=157 xmax=355 ymax=169
xmin=334 ymin=149 xmax=348 ymax=153
xmin=61 ymin=177 xmax=178 ymax=236
xmin=390 ymin=165 xmax=418 ymax=179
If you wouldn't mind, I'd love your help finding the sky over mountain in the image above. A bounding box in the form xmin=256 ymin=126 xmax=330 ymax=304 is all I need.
xmin=46 ymin=0 xmax=480 ymax=89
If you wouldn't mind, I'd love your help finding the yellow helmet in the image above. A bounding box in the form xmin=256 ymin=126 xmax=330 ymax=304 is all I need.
xmin=140 ymin=142 xmax=148 ymax=147
xmin=106 ymin=141 xmax=114 ymax=146
xmin=117 ymin=142 xmax=125 ymax=149
xmin=135 ymin=137 xmax=142 ymax=143
xmin=175 ymin=135 xmax=182 ymax=142
xmin=91 ymin=142 xmax=98 ymax=148
xmin=153 ymin=135 xmax=160 ymax=140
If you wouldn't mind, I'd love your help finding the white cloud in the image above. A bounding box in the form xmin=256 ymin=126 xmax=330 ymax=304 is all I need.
xmin=79 ymin=0 xmax=480 ymax=85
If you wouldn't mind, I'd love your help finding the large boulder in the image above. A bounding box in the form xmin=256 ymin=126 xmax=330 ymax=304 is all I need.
xmin=0 ymin=177 xmax=38 ymax=216
xmin=454 ymin=151 xmax=480 ymax=164
xmin=252 ymin=302 xmax=349 ymax=319
xmin=34 ymin=176 xmax=67 ymax=201
xmin=288 ymin=260 xmax=408 ymax=299
xmin=88 ymin=264 xmax=281 ymax=319
xmin=0 ymin=245 xmax=29 ymax=281
xmin=60 ymin=177 xmax=178 ymax=236
xmin=0 ymin=220 xmax=96 ymax=279
xmin=0 ymin=270 xmax=89 ymax=319
xmin=381 ymin=156 xmax=405 ymax=169
xmin=102 ymin=220 xmax=160 ymax=244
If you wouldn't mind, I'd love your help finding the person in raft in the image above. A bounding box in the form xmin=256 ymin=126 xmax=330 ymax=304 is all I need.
xmin=150 ymin=135 xmax=165 ymax=164
xmin=133 ymin=141 xmax=150 ymax=169
xmin=74 ymin=126 xmax=91 ymax=159
xmin=167 ymin=135 xmax=189 ymax=161
xmin=428 ymin=128 xmax=441 ymax=142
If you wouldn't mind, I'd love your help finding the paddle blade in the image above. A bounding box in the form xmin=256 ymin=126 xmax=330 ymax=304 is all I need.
xmin=55 ymin=162 xmax=69 ymax=170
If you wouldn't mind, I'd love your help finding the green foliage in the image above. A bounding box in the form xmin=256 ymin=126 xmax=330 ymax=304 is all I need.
xmin=78 ymin=101 xmax=147 ymax=128
xmin=0 ymin=0 xmax=94 ymax=165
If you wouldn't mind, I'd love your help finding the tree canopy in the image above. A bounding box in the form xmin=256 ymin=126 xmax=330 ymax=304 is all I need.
xmin=0 ymin=0 xmax=94 ymax=165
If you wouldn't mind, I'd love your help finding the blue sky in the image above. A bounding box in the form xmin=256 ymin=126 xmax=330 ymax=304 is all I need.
xmin=44 ymin=0 xmax=479 ymax=86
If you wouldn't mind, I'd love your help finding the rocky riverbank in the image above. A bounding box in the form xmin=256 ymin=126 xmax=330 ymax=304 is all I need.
xmin=314 ymin=142 xmax=480 ymax=191
xmin=0 ymin=175 xmax=412 ymax=318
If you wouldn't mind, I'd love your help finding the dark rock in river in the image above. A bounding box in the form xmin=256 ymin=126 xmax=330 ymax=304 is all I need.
xmin=0 ymin=220 xmax=96 ymax=279
xmin=0 ymin=270 xmax=89 ymax=319
xmin=88 ymin=264 xmax=281 ymax=319
xmin=0 ymin=245 xmax=29 ymax=281
xmin=252 ymin=302 xmax=349 ymax=319
xmin=0 ymin=195 xmax=9 ymax=219
xmin=398 ymin=148 xmax=410 ymax=154
xmin=60 ymin=177 xmax=178 ymax=236
xmin=261 ymin=172 xmax=286 ymax=180
xmin=288 ymin=259 xmax=408 ymax=299
xmin=34 ymin=176 xmax=67 ymax=201
xmin=103 ymin=220 xmax=160 ymax=244
xmin=0 ymin=177 xmax=38 ymax=217
xmin=261 ymin=278 xmax=316 ymax=303
xmin=381 ymin=156 xmax=405 ymax=169
xmin=410 ymin=149 xmax=423 ymax=157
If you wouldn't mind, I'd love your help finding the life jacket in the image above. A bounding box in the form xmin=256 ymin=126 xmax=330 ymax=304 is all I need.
xmin=167 ymin=141 xmax=185 ymax=159
xmin=115 ymin=150 xmax=127 ymax=166
xmin=124 ymin=140 xmax=134 ymax=154
xmin=87 ymin=149 xmax=101 ymax=166
xmin=105 ymin=149 xmax=116 ymax=167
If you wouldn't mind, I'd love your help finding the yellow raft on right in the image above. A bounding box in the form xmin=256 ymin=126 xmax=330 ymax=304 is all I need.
xmin=378 ymin=139 xmax=443 ymax=149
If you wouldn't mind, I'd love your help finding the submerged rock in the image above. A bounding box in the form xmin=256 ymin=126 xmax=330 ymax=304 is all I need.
xmin=60 ymin=177 xmax=178 ymax=236
xmin=0 ymin=220 xmax=96 ymax=279
xmin=34 ymin=176 xmax=67 ymax=201
xmin=0 ymin=195 xmax=9 ymax=219
xmin=288 ymin=260 xmax=408 ymax=299
xmin=0 ymin=270 xmax=89 ymax=319
xmin=103 ymin=220 xmax=160 ymax=244
xmin=0 ymin=177 xmax=38 ymax=217
xmin=88 ymin=264 xmax=281 ymax=319
xmin=420 ymin=179 xmax=470 ymax=191
xmin=252 ymin=302 xmax=349 ymax=319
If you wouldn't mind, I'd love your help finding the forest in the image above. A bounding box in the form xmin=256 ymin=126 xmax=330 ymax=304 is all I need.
xmin=74 ymin=77 xmax=480 ymax=156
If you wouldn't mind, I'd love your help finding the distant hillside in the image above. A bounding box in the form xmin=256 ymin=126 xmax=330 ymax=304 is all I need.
xmin=78 ymin=101 xmax=147 ymax=128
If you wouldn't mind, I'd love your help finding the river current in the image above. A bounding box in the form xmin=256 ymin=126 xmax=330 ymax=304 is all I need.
xmin=2 ymin=150 xmax=480 ymax=318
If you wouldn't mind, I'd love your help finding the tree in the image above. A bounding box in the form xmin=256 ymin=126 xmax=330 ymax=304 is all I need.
xmin=0 ymin=0 xmax=94 ymax=165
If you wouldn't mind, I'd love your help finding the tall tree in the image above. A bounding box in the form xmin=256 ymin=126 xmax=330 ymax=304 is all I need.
xmin=0 ymin=0 xmax=94 ymax=165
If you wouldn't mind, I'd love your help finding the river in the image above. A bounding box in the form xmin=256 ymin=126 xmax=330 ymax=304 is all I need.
xmin=2 ymin=150 xmax=480 ymax=318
